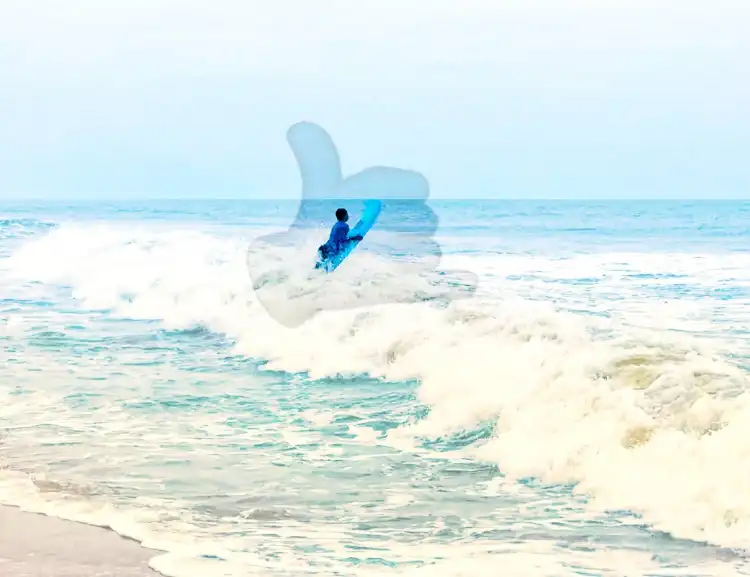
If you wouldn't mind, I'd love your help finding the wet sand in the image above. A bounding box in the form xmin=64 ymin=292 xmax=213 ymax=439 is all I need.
xmin=0 ymin=505 xmax=160 ymax=576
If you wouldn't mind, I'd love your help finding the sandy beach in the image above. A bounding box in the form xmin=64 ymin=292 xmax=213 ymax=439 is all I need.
xmin=0 ymin=505 xmax=159 ymax=577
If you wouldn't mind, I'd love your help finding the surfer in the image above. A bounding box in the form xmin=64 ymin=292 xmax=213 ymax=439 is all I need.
xmin=317 ymin=208 xmax=363 ymax=261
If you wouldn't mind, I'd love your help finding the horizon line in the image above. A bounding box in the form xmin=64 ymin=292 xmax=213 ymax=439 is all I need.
xmin=1 ymin=197 xmax=748 ymax=203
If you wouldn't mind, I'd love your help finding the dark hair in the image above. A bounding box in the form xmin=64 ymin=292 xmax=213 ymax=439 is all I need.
xmin=335 ymin=208 xmax=348 ymax=221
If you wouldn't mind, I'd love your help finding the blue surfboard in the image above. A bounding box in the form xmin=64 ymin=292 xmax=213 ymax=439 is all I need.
xmin=315 ymin=200 xmax=382 ymax=272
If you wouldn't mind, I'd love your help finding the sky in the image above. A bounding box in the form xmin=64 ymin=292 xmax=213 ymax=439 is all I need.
xmin=0 ymin=0 xmax=749 ymax=200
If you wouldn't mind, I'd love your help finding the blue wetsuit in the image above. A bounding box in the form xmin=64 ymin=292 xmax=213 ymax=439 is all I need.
xmin=327 ymin=221 xmax=350 ymax=248
xmin=318 ymin=221 xmax=362 ymax=261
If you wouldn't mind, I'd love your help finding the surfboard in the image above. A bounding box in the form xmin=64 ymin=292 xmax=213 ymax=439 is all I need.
xmin=315 ymin=200 xmax=382 ymax=272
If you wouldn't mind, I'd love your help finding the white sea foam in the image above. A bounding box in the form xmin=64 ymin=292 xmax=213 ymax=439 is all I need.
xmin=3 ymin=222 xmax=750 ymax=573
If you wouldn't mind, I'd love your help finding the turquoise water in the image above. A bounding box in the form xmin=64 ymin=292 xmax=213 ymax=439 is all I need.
xmin=1 ymin=200 xmax=750 ymax=576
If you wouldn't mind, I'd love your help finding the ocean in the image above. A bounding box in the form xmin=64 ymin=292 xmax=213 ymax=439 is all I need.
xmin=1 ymin=199 xmax=750 ymax=577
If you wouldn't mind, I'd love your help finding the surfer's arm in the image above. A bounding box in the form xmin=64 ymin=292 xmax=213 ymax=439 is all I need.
xmin=347 ymin=234 xmax=363 ymax=241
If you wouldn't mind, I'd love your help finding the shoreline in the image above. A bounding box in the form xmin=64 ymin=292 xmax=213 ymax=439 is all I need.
xmin=0 ymin=504 xmax=161 ymax=577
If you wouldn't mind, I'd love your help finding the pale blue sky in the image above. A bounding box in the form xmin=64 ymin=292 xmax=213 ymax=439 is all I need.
xmin=0 ymin=0 xmax=748 ymax=200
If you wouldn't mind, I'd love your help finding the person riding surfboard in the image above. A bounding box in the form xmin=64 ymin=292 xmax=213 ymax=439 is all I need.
xmin=317 ymin=208 xmax=363 ymax=261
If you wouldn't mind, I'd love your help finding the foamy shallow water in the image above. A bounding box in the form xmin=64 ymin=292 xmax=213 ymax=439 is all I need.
xmin=1 ymin=200 xmax=750 ymax=576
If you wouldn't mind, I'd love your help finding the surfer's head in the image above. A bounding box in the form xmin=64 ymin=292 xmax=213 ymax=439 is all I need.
xmin=335 ymin=208 xmax=348 ymax=222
